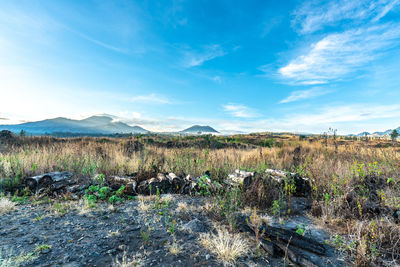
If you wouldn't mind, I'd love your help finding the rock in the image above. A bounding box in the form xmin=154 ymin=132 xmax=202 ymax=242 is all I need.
xmin=181 ymin=218 xmax=207 ymax=233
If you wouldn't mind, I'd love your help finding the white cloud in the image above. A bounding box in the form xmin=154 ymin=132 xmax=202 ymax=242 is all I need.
xmin=129 ymin=93 xmax=171 ymax=104
xmin=183 ymin=44 xmax=227 ymax=67
xmin=280 ymin=88 xmax=331 ymax=103
xmin=279 ymin=23 xmax=400 ymax=84
xmin=293 ymin=0 xmax=400 ymax=34
xmin=223 ymin=103 xmax=259 ymax=118
xmin=212 ymin=76 xmax=222 ymax=83
xmin=285 ymin=104 xmax=400 ymax=125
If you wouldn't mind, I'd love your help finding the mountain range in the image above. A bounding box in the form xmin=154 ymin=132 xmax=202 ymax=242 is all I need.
xmin=0 ymin=116 xmax=219 ymax=135
xmin=0 ymin=116 xmax=149 ymax=135
xmin=352 ymin=127 xmax=400 ymax=137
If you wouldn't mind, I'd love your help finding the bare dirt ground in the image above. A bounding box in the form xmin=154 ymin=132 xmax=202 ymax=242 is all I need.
xmin=1 ymin=195 xmax=281 ymax=267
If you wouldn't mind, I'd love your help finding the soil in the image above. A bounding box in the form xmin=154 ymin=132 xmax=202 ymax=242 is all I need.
xmin=1 ymin=195 xmax=279 ymax=267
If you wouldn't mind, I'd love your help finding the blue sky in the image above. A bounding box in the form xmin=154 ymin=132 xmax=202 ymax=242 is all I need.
xmin=1 ymin=0 xmax=400 ymax=134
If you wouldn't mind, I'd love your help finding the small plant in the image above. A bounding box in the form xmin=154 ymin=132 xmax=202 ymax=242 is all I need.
xmin=116 ymin=185 xmax=126 ymax=196
xmin=30 ymin=163 xmax=38 ymax=172
xmin=109 ymin=195 xmax=122 ymax=204
xmin=387 ymin=177 xmax=396 ymax=185
xmin=99 ymin=186 xmax=110 ymax=200
xmin=246 ymin=208 xmax=264 ymax=248
xmin=53 ymin=202 xmax=69 ymax=215
xmin=271 ymin=200 xmax=281 ymax=217
xmin=325 ymin=234 xmax=358 ymax=254
xmin=140 ymin=227 xmax=152 ymax=245
xmin=323 ymin=193 xmax=330 ymax=205
xmin=213 ymin=187 xmax=242 ymax=231
xmin=35 ymin=244 xmax=51 ymax=253
xmin=296 ymin=223 xmax=306 ymax=236
xmin=167 ymin=219 xmax=177 ymax=235
xmin=88 ymin=185 xmax=99 ymax=193
xmin=34 ymin=214 xmax=43 ymax=221
xmin=196 ymin=175 xmax=212 ymax=196
xmin=11 ymin=195 xmax=27 ymax=205
xmin=95 ymin=173 xmax=106 ymax=185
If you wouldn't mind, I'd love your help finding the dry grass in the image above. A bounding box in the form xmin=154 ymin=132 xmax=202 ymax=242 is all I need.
xmin=137 ymin=196 xmax=153 ymax=212
xmin=0 ymin=197 xmax=16 ymax=215
xmin=112 ymin=251 xmax=138 ymax=267
xmin=167 ymin=240 xmax=183 ymax=255
xmin=1 ymin=136 xmax=399 ymax=265
xmin=200 ymin=227 xmax=249 ymax=264
xmin=76 ymin=199 xmax=94 ymax=215
xmin=176 ymin=201 xmax=188 ymax=212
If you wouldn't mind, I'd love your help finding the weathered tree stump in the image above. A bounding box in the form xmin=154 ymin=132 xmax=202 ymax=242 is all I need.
xmin=26 ymin=172 xmax=75 ymax=191
xmin=235 ymin=215 xmax=343 ymax=267
xmin=107 ymin=176 xmax=137 ymax=194
xmin=228 ymin=169 xmax=254 ymax=187
xmin=265 ymin=169 xmax=312 ymax=197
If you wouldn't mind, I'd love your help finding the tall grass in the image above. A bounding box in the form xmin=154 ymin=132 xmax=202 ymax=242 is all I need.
xmin=0 ymin=135 xmax=399 ymax=265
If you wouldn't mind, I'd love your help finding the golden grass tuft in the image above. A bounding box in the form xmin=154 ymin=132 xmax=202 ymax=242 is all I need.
xmin=200 ymin=228 xmax=249 ymax=264
xmin=0 ymin=197 xmax=16 ymax=215
xmin=176 ymin=201 xmax=188 ymax=212
xmin=167 ymin=241 xmax=183 ymax=255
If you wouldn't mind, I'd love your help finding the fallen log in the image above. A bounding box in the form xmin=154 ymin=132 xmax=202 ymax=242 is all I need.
xmin=235 ymin=215 xmax=342 ymax=267
xmin=107 ymin=176 xmax=137 ymax=194
xmin=26 ymin=172 xmax=75 ymax=191
xmin=227 ymin=169 xmax=254 ymax=187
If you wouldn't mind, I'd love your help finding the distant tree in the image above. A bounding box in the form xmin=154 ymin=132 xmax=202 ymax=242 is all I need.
xmin=19 ymin=130 xmax=26 ymax=137
xmin=391 ymin=129 xmax=399 ymax=141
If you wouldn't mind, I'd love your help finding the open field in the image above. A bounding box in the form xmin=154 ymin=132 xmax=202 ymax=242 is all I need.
xmin=1 ymin=133 xmax=400 ymax=266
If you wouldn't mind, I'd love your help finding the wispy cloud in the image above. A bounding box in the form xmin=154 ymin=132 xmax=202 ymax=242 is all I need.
xmin=293 ymin=0 xmax=400 ymax=34
xmin=279 ymin=23 xmax=400 ymax=84
xmin=129 ymin=93 xmax=171 ymax=104
xmin=280 ymin=88 xmax=332 ymax=103
xmin=212 ymin=76 xmax=222 ymax=83
xmin=183 ymin=44 xmax=227 ymax=67
xmin=223 ymin=103 xmax=259 ymax=118
xmin=283 ymin=104 xmax=400 ymax=126
xmin=65 ymin=27 xmax=127 ymax=53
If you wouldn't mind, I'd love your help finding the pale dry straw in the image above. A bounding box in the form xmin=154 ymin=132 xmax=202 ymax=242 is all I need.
xmin=0 ymin=197 xmax=16 ymax=215
xmin=200 ymin=228 xmax=249 ymax=264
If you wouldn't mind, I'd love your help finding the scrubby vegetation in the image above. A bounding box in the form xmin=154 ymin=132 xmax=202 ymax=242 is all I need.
xmin=1 ymin=133 xmax=400 ymax=266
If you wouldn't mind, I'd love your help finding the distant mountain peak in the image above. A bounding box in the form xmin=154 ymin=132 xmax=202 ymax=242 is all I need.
xmin=180 ymin=125 xmax=219 ymax=133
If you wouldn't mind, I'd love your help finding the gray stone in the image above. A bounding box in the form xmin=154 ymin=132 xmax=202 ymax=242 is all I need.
xmin=181 ymin=218 xmax=207 ymax=233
